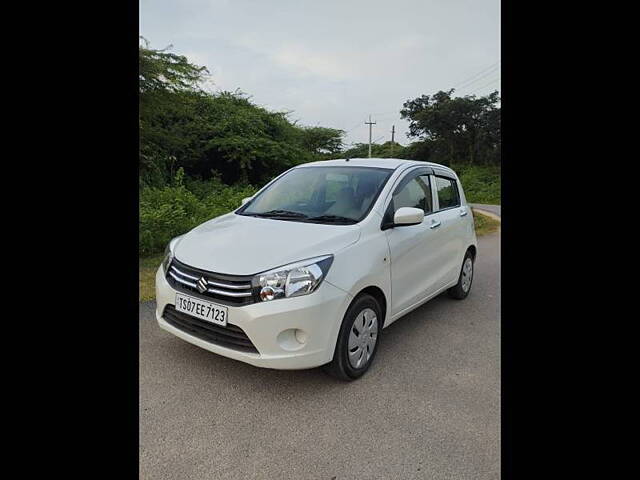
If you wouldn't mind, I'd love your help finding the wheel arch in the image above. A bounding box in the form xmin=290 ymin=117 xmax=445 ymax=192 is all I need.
xmin=353 ymin=285 xmax=388 ymax=328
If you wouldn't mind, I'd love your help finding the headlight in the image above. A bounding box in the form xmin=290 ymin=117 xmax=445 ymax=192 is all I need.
xmin=162 ymin=235 xmax=183 ymax=274
xmin=254 ymin=255 xmax=334 ymax=302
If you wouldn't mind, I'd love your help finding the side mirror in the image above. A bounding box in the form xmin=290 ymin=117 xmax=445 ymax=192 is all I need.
xmin=393 ymin=207 xmax=424 ymax=226
xmin=241 ymin=196 xmax=253 ymax=206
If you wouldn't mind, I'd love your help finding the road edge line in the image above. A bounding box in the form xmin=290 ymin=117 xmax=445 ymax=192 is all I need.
xmin=471 ymin=208 xmax=501 ymax=222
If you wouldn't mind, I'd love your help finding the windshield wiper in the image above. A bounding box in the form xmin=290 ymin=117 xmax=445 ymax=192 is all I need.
xmin=305 ymin=214 xmax=357 ymax=224
xmin=250 ymin=209 xmax=309 ymax=219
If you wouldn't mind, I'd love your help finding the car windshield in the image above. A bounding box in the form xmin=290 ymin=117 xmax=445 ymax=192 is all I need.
xmin=238 ymin=166 xmax=393 ymax=224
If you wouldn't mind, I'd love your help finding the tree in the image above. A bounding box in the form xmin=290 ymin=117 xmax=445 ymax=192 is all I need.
xmin=139 ymin=40 xmax=342 ymax=187
xmin=139 ymin=38 xmax=211 ymax=185
xmin=333 ymin=141 xmax=408 ymax=160
xmin=139 ymin=37 xmax=209 ymax=95
xmin=400 ymin=89 xmax=500 ymax=165
xmin=299 ymin=126 xmax=345 ymax=157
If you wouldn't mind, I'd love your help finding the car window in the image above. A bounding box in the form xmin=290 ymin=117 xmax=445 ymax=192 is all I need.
xmin=419 ymin=175 xmax=433 ymax=213
xmin=434 ymin=176 xmax=460 ymax=209
xmin=393 ymin=176 xmax=432 ymax=213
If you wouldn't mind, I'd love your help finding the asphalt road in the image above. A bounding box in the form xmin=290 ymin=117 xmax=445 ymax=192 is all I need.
xmin=469 ymin=203 xmax=501 ymax=218
xmin=140 ymin=231 xmax=500 ymax=480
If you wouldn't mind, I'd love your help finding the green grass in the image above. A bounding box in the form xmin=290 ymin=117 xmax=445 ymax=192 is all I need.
xmin=139 ymin=254 xmax=164 ymax=302
xmin=473 ymin=210 xmax=500 ymax=236
xmin=139 ymin=212 xmax=500 ymax=302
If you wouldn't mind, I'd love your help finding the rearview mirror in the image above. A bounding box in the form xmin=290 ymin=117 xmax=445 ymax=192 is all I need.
xmin=241 ymin=196 xmax=253 ymax=206
xmin=393 ymin=207 xmax=424 ymax=226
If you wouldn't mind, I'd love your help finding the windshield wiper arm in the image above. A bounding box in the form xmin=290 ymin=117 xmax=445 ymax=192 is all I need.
xmin=305 ymin=214 xmax=357 ymax=224
xmin=251 ymin=209 xmax=309 ymax=218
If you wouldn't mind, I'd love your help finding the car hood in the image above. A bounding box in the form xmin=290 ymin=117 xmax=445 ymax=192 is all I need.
xmin=173 ymin=213 xmax=361 ymax=275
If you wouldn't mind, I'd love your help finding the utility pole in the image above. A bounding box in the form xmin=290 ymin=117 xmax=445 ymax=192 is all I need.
xmin=365 ymin=115 xmax=376 ymax=158
xmin=390 ymin=125 xmax=395 ymax=156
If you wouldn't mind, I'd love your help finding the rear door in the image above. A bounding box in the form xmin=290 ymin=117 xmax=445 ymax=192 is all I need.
xmin=430 ymin=174 xmax=468 ymax=287
xmin=385 ymin=168 xmax=449 ymax=316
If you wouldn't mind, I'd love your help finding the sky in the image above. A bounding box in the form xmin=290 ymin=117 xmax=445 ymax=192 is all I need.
xmin=139 ymin=0 xmax=500 ymax=148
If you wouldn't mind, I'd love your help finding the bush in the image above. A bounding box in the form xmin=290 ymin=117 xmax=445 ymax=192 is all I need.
xmin=452 ymin=164 xmax=501 ymax=204
xmin=139 ymin=174 xmax=257 ymax=256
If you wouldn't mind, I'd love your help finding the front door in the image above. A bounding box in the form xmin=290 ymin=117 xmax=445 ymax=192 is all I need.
xmin=385 ymin=170 xmax=449 ymax=316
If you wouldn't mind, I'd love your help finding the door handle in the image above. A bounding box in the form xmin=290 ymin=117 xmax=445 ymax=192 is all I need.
xmin=460 ymin=209 xmax=468 ymax=217
xmin=430 ymin=220 xmax=441 ymax=229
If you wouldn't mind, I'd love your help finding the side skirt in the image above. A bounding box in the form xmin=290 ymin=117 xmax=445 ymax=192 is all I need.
xmin=384 ymin=279 xmax=458 ymax=328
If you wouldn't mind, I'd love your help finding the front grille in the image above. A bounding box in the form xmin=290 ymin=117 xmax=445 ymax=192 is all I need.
xmin=166 ymin=258 xmax=257 ymax=306
xmin=163 ymin=305 xmax=259 ymax=354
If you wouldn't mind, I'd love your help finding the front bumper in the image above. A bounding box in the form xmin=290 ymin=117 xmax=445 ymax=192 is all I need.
xmin=155 ymin=266 xmax=353 ymax=369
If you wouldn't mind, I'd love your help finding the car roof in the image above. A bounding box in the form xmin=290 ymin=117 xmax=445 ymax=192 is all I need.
xmin=296 ymin=157 xmax=455 ymax=175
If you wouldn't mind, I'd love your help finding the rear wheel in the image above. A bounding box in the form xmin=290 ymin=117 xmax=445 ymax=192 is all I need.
xmin=448 ymin=250 xmax=474 ymax=300
xmin=323 ymin=294 xmax=381 ymax=381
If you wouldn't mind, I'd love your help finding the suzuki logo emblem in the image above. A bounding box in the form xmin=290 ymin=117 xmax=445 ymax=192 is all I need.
xmin=196 ymin=276 xmax=208 ymax=293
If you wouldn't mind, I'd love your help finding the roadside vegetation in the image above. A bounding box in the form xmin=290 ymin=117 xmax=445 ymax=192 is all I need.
xmin=138 ymin=39 xmax=501 ymax=299
xmin=140 ymin=173 xmax=256 ymax=256
xmin=140 ymin=254 xmax=164 ymax=302
xmin=455 ymin=164 xmax=501 ymax=204
xmin=472 ymin=210 xmax=501 ymax=236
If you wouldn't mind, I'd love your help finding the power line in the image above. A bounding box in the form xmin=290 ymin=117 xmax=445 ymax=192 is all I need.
xmin=453 ymin=61 xmax=501 ymax=90
xmin=466 ymin=77 xmax=501 ymax=96
xmin=453 ymin=60 xmax=500 ymax=88
xmin=344 ymin=121 xmax=364 ymax=134
xmin=456 ymin=68 xmax=501 ymax=93
xmin=456 ymin=65 xmax=500 ymax=91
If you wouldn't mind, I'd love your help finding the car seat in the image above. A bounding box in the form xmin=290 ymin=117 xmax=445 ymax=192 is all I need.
xmin=325 ymin=187 xmax=358 ymax=218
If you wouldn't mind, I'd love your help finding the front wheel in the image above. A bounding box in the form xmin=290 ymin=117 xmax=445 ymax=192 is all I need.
xmin=448 ymin=251 xmax=474 ymax=300
xmin=323 ymin=294 xmax=381 ymax=381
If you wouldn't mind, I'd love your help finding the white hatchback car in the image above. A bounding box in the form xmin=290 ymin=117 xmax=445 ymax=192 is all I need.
xmin=155 ymin=158 xmax=477 ymax=380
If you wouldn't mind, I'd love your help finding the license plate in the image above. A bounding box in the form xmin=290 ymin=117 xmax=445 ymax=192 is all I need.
xmin=175 ymin=293 xmax=228 ymax=327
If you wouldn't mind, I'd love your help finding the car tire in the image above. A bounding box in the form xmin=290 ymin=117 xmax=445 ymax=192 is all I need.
xmin=448 ymin=250 xmax=474 ymax=300
xmin=323 ymin=294 xmax=382 ymax=381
